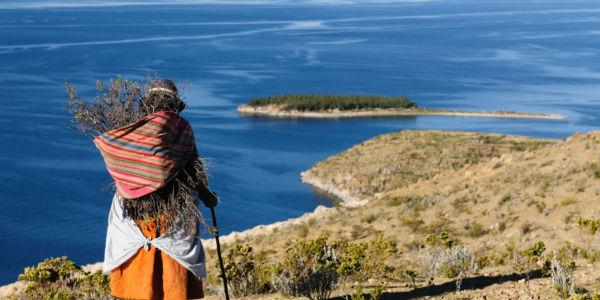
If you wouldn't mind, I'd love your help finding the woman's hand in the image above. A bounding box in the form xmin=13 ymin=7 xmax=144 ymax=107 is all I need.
xmin=201 ymin=191 xmax=218 ymax=208
xmin=197 ymin=179 xmax=218 ymax=208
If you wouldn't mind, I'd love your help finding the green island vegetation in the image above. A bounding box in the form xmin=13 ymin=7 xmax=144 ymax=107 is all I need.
xmin=242 ymin=94 xmax=566 ymax=119
xmin=8 ymin=130 xmax=600 ymax=299
xmin=248 ymin=94 xmax=417 ymax=111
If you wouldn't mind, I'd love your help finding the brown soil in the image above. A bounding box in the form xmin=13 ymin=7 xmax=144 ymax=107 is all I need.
xmin=201 ymin=130 xmax=600 ymax=299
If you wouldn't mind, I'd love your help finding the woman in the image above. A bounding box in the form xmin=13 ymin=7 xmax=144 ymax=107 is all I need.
xmin=95 ymin=79 xmax=217 ymax=300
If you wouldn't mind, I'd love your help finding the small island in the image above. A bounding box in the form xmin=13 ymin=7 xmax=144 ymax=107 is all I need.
xmin=238 ymin=94 xmax=567 ymax=119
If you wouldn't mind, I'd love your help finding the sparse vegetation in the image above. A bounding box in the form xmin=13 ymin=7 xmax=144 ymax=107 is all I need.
xmin=303 ymin=130 xmax=554 ymax=201
xmin=15 ymin=257 xmax=109 ymax=300
xmin=12 ymin=131 xmax=600 ymax=299
xmin=577 ymin=217 xmax=600 ymax=235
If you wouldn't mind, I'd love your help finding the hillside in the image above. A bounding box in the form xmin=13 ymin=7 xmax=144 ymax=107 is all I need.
xmin=6 ymin=130 xmax=600 ymax=299
xmin=301 ymin=130 xmax=554 ymax=205
xmin=201 ymin=130 xmax=600 ymax=299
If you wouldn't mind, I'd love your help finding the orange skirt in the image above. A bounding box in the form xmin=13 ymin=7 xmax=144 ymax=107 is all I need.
xmin=110 ymin=219 xmax=204 ymax=300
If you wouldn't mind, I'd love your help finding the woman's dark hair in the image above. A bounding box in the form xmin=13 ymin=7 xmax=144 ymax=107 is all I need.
xmin=141 ymin=78 xmax=187 ymax=114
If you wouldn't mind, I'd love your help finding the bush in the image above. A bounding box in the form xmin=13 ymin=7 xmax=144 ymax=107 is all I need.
xmin=577 ymin=217 xmax=600 ymax=235
xmin=219 ymin=243 xmax=271 ymax=297
xmin=336 ymin=241 xmax=368 ymax=282
xmin=350 ymin=285 xmax=365 ymax=300
xmin=272 ymin=234 xmax=339 ymax=300
xmin=371 ymin=286 xmax=384 ymax=300
xmin=364 ymin=236 xmax=397 ymax=279
xmin=336 ymin=235 xmax=397 ymax=282
xmin=420 ymin=232 xmax=475 ymax=291
xmin=550 ymin=251 xmax=575 ymax=299
xmin=17 ymin=256 xmax=109 ymax=300
xmin=421 ymin=231 xmax=460 ymax=278
xmin=523 ymin=241 xmax=546 ymax=265
xmin=348 ymin=285 xmax=383 ymax=300
xmin=425 ymin=231 xmax=459 ymax=249
xmin=442 ymin=245 xmax=475 ymax=279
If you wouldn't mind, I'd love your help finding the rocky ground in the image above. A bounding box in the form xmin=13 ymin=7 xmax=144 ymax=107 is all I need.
xmin=201 ymin=130 xmax=600 ymax=299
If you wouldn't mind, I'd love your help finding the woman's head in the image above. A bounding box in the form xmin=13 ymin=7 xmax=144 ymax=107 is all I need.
xmin=142 ymin=78 xmax=187 ymax=114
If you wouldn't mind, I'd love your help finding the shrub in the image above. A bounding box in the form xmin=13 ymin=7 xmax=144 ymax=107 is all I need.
xmin=17 ymin=256 xmax=109 ymax=300
xmin=577 ymin=217 xmax=600 ymax=235
xmin=218 ymin=243 xmax=271 ymax=297
xmin=420 ymin=233 xmax=475 ymax=291
xmin=523 ymin=241 xmax=546 ymax=265
xmin=422 ymin=231 xmax=458 ymax=278
xmin=405 ymin=270 xmax=417 ymax=288
xmin=364 ymin=236 xmax=397 ymax=279
xmin=425 ymin=231 xmax=458 ymax=249
xmin=370 ymin=286 xmax=384 ymax=300
xmin=336 ymin=235 xmax=397 ymax=281
xmin=348 ymin=285 xmax=384 ymax=300
xmin=401 ymin=217 xmax=425 ymax=232
xmin=336 ymin=241 xmax=368 ymax=282
xmin=511 ymin=241 xmax=546 ymax=284
xmin=442 ymin=245 xmax=475 ymax=278
xmin=550 ymin=251 xmax=575 ymax=299
xmin=467 ymin=221 xmax=487 ymax=237
xmin=350 ymin=285 xmax=365 ymax=300
xmin=272 ymin=234 xmax=339 ymax=300
xmin=421 ymin=246 xmax=444 ymax=278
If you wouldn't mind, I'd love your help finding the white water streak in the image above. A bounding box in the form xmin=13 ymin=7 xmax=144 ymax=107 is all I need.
xmin=2 ymin=8 xmax=600 ymax=51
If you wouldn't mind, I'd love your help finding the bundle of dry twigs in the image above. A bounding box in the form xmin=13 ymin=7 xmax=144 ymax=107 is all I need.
xmin=65 ymin=76 xmax=211 ymax=235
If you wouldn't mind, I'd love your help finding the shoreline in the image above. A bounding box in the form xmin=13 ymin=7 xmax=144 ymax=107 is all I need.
xmin=237 ymin=104 xmax=567 ymax=120
xmin=200 ymin=170 xmax=365 ymax=249
xmin=200 ymin=204 xmax=336 ymax=249
xmin=201 ymin=176 xmax=348 ymax=249
xmin=200 ymin=172 xmax=367 ymax=248
xmin=299 ymin=171 xmax=367 ymax=207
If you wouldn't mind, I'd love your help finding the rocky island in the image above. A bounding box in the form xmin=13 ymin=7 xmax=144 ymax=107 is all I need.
xmin=238 ymin=94 xmax=567 ymax=119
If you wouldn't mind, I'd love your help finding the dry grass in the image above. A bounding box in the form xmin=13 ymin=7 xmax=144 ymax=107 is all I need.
xmin=203 ymin=130 xmax=600 ymax=299
xmin=303 ymin=130 xmax=553 ymax=201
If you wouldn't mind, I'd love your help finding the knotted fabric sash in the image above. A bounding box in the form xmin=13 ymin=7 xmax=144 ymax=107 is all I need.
xmin=94 ymin=111 xmax=196 ymax=199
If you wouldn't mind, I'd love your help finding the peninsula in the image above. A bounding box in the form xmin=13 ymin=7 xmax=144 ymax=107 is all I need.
xmin=237 ymin=94 xmax=567 ymax=119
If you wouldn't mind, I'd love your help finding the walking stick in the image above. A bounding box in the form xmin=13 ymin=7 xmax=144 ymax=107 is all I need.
xmin=210 ymin=207 xmax=230 ymax=300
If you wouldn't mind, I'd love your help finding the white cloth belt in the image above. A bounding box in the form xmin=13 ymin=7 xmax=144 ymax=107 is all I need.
xmin=102 ymin=194 xmax=207 ymax=279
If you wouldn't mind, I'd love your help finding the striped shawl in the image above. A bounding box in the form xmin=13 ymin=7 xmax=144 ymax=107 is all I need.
xmin=94 ymin=111 xmax=196 ymax=199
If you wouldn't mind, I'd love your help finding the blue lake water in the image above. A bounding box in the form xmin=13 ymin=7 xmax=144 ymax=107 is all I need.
xmin=1 ymin=0 xmax=600 ymax=285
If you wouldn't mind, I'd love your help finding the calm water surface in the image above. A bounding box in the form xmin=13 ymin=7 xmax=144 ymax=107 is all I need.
xmin=1 ymin=0 xmax=599 ymax=285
